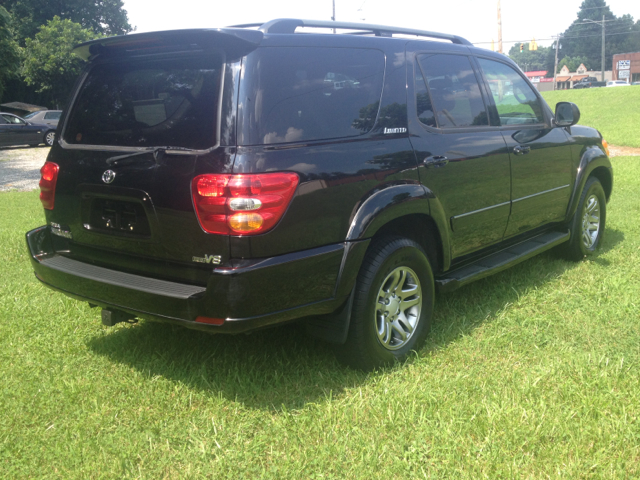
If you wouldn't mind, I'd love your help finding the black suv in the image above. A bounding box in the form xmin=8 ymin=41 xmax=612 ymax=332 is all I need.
xmin=26 ymin=19 xmax=613 ymax=370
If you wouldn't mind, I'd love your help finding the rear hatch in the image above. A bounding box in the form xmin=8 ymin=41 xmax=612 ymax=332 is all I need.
xmin=44 ymin=30 xmax=261 ymax=283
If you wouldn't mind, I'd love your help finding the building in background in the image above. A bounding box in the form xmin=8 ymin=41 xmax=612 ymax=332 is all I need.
xmin=0 ymin=102 xmax=46 ymax=117
xmin=553 ymin=64 xmax=612 ymax=90
xmin=523 ymin=70 xmax=554 ymax=92
xmin=613 ymin=53 xmax=640 ymax=83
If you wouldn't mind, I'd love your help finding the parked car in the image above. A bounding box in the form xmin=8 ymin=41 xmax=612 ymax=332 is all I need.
xmin=572 ymin=76 xmax=606 ymax=88
xmin=606 ymin=80 xmax=630 ymax=87
xmin=26 ymin=20 xmax=613 ymax=370
xmin=23 ymin=110 xmax=62 ymax=127
xmin=631 ymin=81 xmax=640 ymax=86
xmin=0 ymin=112 xmax=56 ymax=147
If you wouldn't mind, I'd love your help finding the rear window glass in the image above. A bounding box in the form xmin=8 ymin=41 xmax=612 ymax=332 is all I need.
xmin=63 ymin=56 xmax=222 ymax=149
xmin=238 ymin=47 xmax=385 ymax=145
xmin=417 ymin=54 xmax=488 ymax=128
xmin=44 ymin=111 xmax=61 ymax=120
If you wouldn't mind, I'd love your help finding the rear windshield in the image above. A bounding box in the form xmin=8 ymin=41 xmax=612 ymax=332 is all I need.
xmin=238 ymin=47 xmax=385 ymax=145
xmin=63 ymin=56 xmax=222 ymax=150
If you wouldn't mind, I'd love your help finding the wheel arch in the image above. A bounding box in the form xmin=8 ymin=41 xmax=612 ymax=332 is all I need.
xmin=372 ymin=214 xmax=444 ymax=274
xmin=346 ymin=183 xmax=450 ymax=272
xmin=566 ymin=145 xmax=613 ymax=220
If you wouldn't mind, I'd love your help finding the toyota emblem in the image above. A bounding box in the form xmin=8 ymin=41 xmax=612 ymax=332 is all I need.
xmin=102 ymin=170 xmax=116 ymax=184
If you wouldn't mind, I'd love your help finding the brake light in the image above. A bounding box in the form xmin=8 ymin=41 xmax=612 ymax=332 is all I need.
xmin=39 ymin=162 xmax=59 ymax=210
xmin=192 ymin=172 xmax=299 ymax=235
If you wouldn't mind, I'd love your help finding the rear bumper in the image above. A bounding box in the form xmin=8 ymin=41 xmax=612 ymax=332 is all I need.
xmin=26 ymin=226 xmax=369 ymax=333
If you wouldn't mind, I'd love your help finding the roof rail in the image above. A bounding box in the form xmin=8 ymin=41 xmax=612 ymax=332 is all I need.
xmin=229 ymin=18 xmax=473 ymax=46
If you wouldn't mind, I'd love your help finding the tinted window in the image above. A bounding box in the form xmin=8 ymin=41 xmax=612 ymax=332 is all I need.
xmin=2 ymin=114 xmax=25 ymax=125
xmin=24 ymin=112 xmax=38 ymax=119
xmin=239 ymin=47 xmax=385 ymax=145
xmin=415 ymin=66 xmax=436 ymax=127
xmin=64 ymin=56 xmax=222 ymax=149
xmin=476 ymin=58 xmax=545 ymax=125
xmin=0 ymin=116 xmax=8 ymax=124
xmin=44 ymin=112 xmax=61 ymax=120
xmin=417 ymin=54 xmax=488 ymax=128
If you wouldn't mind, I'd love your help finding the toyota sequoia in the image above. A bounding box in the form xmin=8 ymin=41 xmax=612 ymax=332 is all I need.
xmin=26 ymin=19 xmax=613 ymax=370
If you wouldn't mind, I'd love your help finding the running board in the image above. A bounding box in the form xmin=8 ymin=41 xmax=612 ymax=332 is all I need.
xmin=436 ymin=231 xmax=570 ymax=293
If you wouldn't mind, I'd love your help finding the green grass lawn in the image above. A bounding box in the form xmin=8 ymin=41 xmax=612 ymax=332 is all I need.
xmin=1 ymin=157 xmax=639 ymax=477
xmin=542 ymin=86 xmax=640 ymax=148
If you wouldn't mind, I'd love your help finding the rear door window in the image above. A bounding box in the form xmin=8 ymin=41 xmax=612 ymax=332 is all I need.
xmin=238 ymin=47 xmax=385 ymax=145
xmin=416 ymin=54 xmax=488 ymax=128
xmin=63 ymin=56 xmax=223 ymax=150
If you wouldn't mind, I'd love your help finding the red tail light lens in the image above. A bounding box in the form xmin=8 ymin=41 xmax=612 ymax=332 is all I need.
xmin=39 ymin=162 xmax=59 ymax=210
xmin=192 ymin=172 xmax=299 ymax=235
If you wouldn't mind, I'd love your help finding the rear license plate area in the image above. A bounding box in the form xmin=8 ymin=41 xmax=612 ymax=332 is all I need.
xmin=89 ymin=199 xmax=151 ymax=237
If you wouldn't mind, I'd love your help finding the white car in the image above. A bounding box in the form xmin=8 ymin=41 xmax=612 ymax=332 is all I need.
xmin=23 ymin=109 xmax=62 ymax=127
xmin=606 ymin=80 xmax=630 ymax=87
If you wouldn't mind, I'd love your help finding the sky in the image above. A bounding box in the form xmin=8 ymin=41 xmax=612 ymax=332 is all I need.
xmin=122 ymin=0 xmax=640 ymax=52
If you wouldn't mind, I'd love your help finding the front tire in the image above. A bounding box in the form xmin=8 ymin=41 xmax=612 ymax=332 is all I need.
xmin=44 ymin=131 xmax=55 ymax=147
xmin=335 ymin=237 xmax=434 ymax=370
xmin=565 ymin=177 xmax=606 ymax=261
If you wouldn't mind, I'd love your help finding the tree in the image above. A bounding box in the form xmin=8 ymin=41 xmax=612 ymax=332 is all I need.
xmin=22 ymin=17 xmax=98 ymax=107
xmin=560 ymin=0 xmax=637 ymax=71
xmin=507 ymin=43 xmax=554 ymax=72
xmin=1 ymin=0 xmax=132 ymax=42
xmin=0 ymin=6 xmax=20 ymax=99
xmin=618 ymin=19 xmax=640 ymax=54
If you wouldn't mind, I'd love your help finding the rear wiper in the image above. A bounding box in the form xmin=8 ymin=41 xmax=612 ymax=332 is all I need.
xmin=106 ymin=146 xmax=196 ymax=166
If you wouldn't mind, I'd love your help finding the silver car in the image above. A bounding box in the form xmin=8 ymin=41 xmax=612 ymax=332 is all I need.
xmin=23 ymin=110 xmax=62 ymax=127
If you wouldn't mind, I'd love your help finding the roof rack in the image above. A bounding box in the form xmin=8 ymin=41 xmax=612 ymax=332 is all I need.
xmin=229 ymin=18 xmax=473 ymax=46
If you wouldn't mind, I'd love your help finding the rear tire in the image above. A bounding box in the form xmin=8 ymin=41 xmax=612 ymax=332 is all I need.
xmin=335 ymin=237 xmax=434 ymax=370
xmin=564 ymin=177 xmax=606 ymax=261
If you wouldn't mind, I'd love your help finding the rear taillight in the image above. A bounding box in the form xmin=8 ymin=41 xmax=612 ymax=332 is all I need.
xmin=192 ymin=172 xmax=299 ymax=235
xmin=39 ymin=162 xmax=59 ymax=210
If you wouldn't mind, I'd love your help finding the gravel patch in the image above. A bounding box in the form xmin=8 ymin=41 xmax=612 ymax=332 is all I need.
xmin=0 ymin=147 xmax=50 ymax=191
xmin=609 ymin=145 xmax=640 ymax=157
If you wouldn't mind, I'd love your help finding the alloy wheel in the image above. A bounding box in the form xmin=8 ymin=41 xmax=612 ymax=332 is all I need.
xmin=581 ymin=194 xmax=600 ymax=249
xmin=375 ymin=266 xmax=422 ymax=351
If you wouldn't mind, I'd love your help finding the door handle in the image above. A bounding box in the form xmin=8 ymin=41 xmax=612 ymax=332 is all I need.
xmin=513 ymin=145 xmax=531 ymax=155
xmin=423 ymin=155 xmax=449 ymax=168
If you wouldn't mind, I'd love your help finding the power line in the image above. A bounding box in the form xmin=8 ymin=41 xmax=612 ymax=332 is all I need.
xmin=473 ymin=30 xmax=636 ymax=45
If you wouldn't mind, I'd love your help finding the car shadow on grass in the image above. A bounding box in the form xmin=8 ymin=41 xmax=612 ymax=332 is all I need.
xmin=85 ymin=228 xmax=624 ymax=411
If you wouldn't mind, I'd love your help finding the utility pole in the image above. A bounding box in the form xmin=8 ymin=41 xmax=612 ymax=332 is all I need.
xmin=553 ymin=34 xmax=560 ymax=91
xmin=497 ymin=0 xmax=503 ymax=54
xmin=601 ymin=14 xmax=605 ymax=82
xmin=332 ymin=0 xmax=336 ymax=34
xmin=583 ymin=16 xmax=606 ymax=82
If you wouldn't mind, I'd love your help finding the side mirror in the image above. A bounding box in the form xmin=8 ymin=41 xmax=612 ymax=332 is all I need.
xmin=555 ymin=102 xmax=580 ymax=127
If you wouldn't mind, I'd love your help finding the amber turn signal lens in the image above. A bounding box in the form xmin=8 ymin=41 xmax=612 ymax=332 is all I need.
xmin=602 ymin=139 xmax=610 ymax=157
xmin=228 ymin=213 xmax=264 ymax=232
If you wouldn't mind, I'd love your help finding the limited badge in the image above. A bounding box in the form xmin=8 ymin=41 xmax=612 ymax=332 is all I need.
xmin=102 ymin=170 xmax=116 ymax=184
